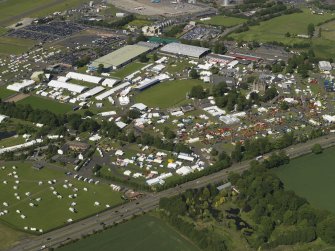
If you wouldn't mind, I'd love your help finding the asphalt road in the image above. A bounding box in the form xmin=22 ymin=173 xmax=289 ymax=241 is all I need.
xmin=9 ymin=134 xmax=335 ymax=251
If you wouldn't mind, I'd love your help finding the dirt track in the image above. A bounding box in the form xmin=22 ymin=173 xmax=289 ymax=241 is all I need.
xmin=4 ymin=93 xmax=29 ymax=103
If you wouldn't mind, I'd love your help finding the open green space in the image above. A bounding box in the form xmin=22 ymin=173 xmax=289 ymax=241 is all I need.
xmin=17 ymin=95 xmax=73 ymax=114
xmin=198 ymin=15 xmax=246 ymax=27
xmin=0 ymin=37 xmax=36 ymax=55
xmin=0 ymin=222 xmax=28 ymax=250
xmin=135 ymin=79 xmax=208 ymax=109
xmin=0 ymin=136 xmax=25 ymax=148
xmin=230 ymin=9 xmax=334 ymax=45
xmin=274 ymin=147 xmax=335 ymax=213
xmin=127 ymin=19 xmax=152 ymax=28
xmin=0 ymin=87 xmax=15 ymax=100
xmin=58 ymin=214 xmax=201 ymax=251
xmin=110 ymin=61 xmax=147 ymax=79
xmin=0 ymin=0 xmax=88 ymax=26
xmin=0 ymin=162 xmax=123 ymax=232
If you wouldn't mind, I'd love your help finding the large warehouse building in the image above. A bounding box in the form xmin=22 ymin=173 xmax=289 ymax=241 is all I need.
xmin=160 ymin=42 xmax=210 ymax=58
xmin=90 ymin=44 xmax=152 ymax=71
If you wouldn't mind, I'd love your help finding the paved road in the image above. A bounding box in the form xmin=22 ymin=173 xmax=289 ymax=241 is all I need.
xmin=9 ymin=134 xmax=335 ymax=251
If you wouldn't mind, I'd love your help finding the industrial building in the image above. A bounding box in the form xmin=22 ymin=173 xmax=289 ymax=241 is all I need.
xmin=89 ymin=44 xmax=152 ymax=71
xmin=160 ymin=42 xmax=210 ymax=58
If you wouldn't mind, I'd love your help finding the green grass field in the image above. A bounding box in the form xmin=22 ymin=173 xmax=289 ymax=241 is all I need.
xmin=0 ymin=37 xmax=36 ymax=55
xmin=274 ymin=147 xmax=335 ymax=213
xmin=110 ymin=62 xmax=147 ymax=79
xmin=198 ymin=16 xmax=246 ymax=27
xmin=0 ymin=87 xmax=15 ymax=100
xmin=135 ymin=79 xmax=207 ymax=109
xmin=58 ymin=214 xmax=201 ymax=251
xmin=0 ymin=162 xmax=123 ymax=232
xmin=0 ymin=0 xmax=88 ymax=26
xmin=0 ymin=222 xmax=28 ymax=250
xmin=17 ymin=96 xmax=73 ymax=114
xmin=230 ymin=9 xmax=334 ymax=45
xmin=127 ymin=19 xmax=152 ymax=28
xmin=0 ymin=136 xmax=25 ymax=148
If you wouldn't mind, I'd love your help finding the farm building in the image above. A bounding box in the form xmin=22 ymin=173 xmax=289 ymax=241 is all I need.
xmin=90 ymin=44 xmax=152 ymax=71
xmin=160 ymin=42 xmax=210 ymax=58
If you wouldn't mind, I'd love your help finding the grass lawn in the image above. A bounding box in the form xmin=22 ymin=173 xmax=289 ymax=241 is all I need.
xmin=230 ymin=9 xmax=334 ymax=45
xmin=0 ymin=222 xmax=28 ymax=250
xmin=17 ymin=95 xmax=73 ymax=114
xmin=58 ymin=214 xmax=201 ymax=251
xmin=274 ymin=147 xmax=335 ymax=213
xmin=127 ymin=19 xmax=152 ymax=28
xmin=0 ymin=37 xmax=36 ymax=55
xmin=0 ymin=162 xmax=123 ymax=232
xmin=0 ymin=0 xmax=88 ymax=26
xmin=110 ymin=62 xmax=147 ymax=79
xmin=0 ymin=87 xmax=15 ymax=100
xmin=134 ymin=79 xmax=208 ymax=109
xmin=0 ymin=136 xmax=25 ymax=148
xmin=198 ymin=16 xmax=246 ymax=27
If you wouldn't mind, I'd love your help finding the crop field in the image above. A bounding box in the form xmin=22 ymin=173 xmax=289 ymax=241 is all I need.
xmin=58 ymin=214 xmax=201 ymax=251
xmin=274 ymin=147 xmax=335 ymax=213
xmin=0 ymin=162 xmax=123 ymax=233
xmin=111 ymin=62 xmax=148 ymax=79
xmin=17 ymin=95 xmax=73 ymax=114
xmin=0 ymin=87 xmax=15 ymax=100
xmin=198 ymin=16 xmax=246 ymax=27
xmin=230 ymin=9 xmax=334 ymax=45
xmin=0 ymin=0 xmax=88 ymax=26
xmin=0 ymin=37 xmax=36 ymax=55
xmin=135 ymin=79 xmax=208 ymax=108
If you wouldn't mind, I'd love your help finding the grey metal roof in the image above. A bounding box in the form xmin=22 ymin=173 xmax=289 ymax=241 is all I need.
xmin=160 ymin=42 xmax=210 ymax=58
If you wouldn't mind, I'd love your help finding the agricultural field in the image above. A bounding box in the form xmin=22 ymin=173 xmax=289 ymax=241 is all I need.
xmin=0 ymin=37 xmax=36 ymax=55
xmin=58 ymin=214 xmax=201 ymax=251
xmin=230 ymin=9 xmax=334 ymax=45
xmin=198 ymin=16 xmax=246 ymax=27
xmin=0 ymin=162 xmax=123 ymax=232
xmin=134 ymin=79 xmax=208 ymax=108
xmin=111 ymin=62 xmax=148 ymax=79
xmin=0 ymin=0 xmax=89 ymax=26
xmin=0 ymin=87 xmax=15 ymax=100
xmin=274 ymin=147 xmax=335 ymax=213
xmin=17 ymin=95 xmax=73 ymax=114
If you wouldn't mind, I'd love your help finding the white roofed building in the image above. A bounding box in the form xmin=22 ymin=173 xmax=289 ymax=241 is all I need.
xmin=48 ymin=80 xmax=87 ymax=93
xmin=66 ymin=72 xmax=102 ymax=84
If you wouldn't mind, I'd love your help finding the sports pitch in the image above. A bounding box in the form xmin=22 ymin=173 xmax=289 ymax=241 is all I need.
xmin=0 ymin=162 xmax=123 ymax=232
xmin=58 ymin=214 xmax=201 ymax=251
xmin=135 ymin=79 xmax=208 ymax=109
xmin=275 ymin=147 xmax=335 ymax=213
